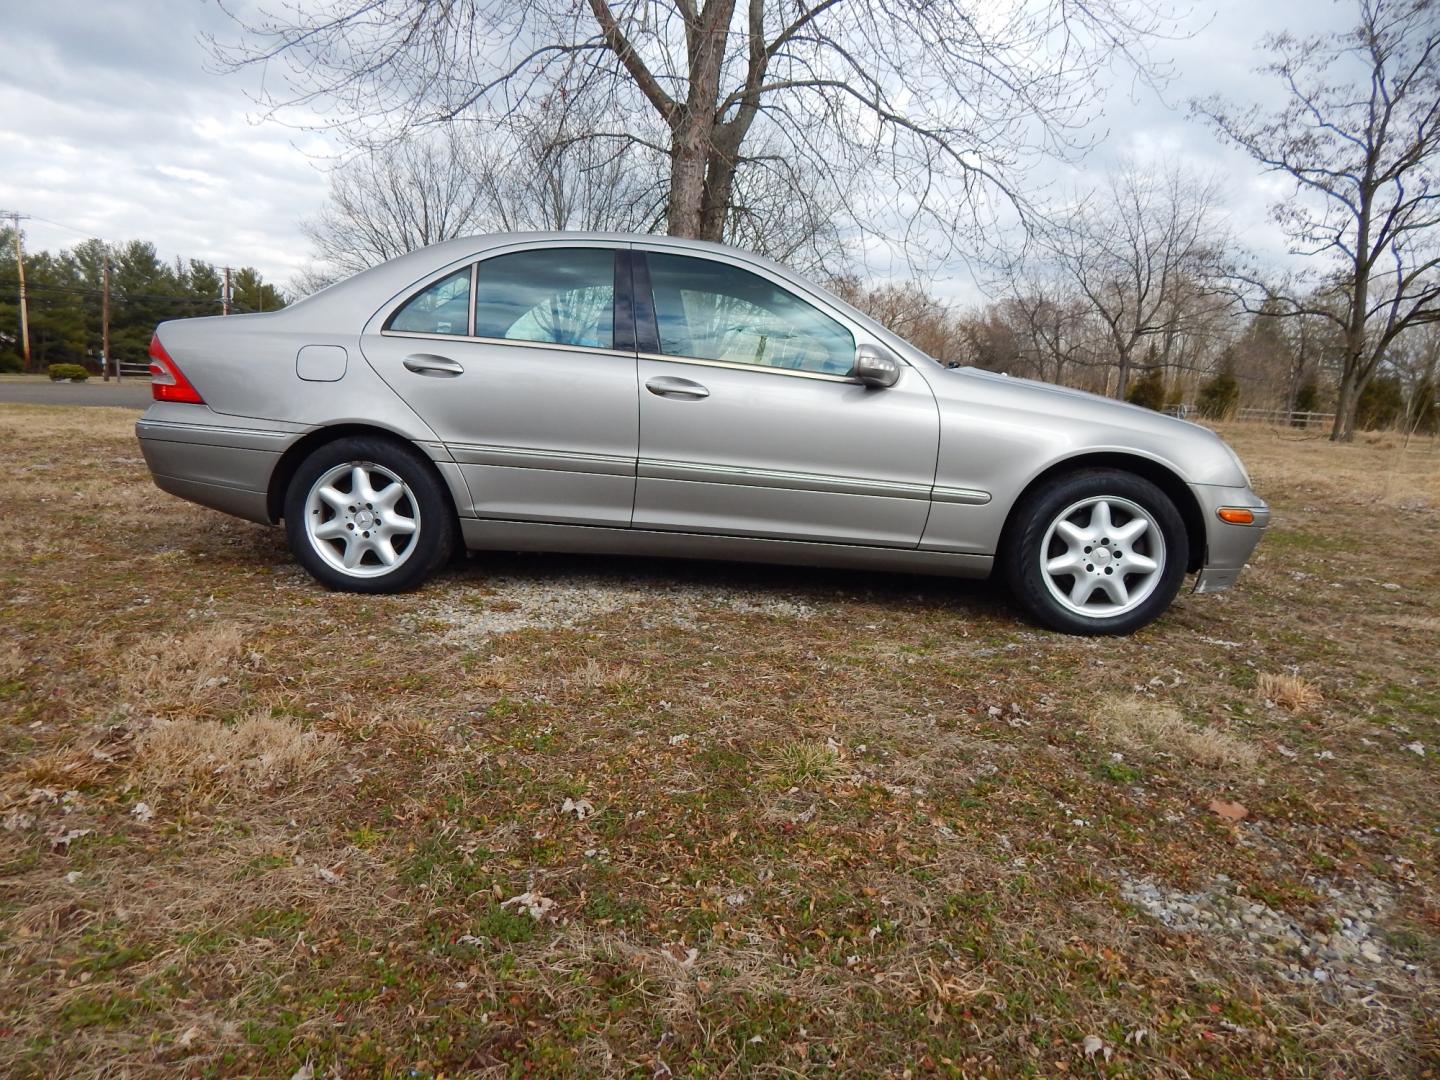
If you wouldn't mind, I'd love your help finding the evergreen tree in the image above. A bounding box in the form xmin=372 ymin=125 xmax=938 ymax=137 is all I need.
xmin=1197 ymin=364 xmax=1240 ymax=420
xmin=1356 ymin=373 xmax=1404 ymax=431
xmin=1125 ymin=366 xmax=1167 ymax=411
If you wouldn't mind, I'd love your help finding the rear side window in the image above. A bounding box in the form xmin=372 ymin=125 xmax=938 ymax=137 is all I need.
xmin=473 ymin=248 xmax=616 ymax=349
xmin=388 ymin=268 xmax=471 ymax=336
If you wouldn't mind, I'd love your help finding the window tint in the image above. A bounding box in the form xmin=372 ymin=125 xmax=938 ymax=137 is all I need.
xmin=646 ymin=253 xmax=855 ymax=375
xmin=388 ymin=268 xmax=471 ymax=336
xmin=474 ymin=248 xmax=615 ymax=349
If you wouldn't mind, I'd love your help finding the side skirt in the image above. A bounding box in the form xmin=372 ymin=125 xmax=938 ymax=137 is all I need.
xmin=459 ymin=519 xmax=994 ymax=579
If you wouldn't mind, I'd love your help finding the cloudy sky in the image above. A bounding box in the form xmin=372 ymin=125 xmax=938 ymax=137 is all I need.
xmin=0 ymin=0 xmax=1357 ymax=299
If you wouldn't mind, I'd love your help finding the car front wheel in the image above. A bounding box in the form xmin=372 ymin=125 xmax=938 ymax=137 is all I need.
xmin=284 ymin=436 xmax=454 ymax=593
xmin=1003 ymin=469 xmax=1188 ymax=635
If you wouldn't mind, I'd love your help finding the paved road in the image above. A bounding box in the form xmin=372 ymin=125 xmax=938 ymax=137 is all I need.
xmin=0 ymin=379 xmax=152 ymax=409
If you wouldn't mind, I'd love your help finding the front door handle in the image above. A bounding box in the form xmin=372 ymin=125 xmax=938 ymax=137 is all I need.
xmin=645 ymin=375 xmax=709 ymax=399
xmin=403 ymin=353 xmax=464 ymax=377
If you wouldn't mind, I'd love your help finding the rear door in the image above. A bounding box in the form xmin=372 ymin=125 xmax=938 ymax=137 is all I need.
xmin=632 ymin=249 xmax=940 ymax=547
xmin=360 ymin=243 xmax=639 ymax=526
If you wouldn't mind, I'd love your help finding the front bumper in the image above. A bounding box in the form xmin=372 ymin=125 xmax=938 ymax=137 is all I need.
xmin=1187 ymin=482 xmax=1269 ymax=593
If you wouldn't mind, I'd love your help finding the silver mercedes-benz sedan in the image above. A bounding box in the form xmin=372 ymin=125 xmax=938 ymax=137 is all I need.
xmin=136 ymin=233 xmax=1267 ymax=634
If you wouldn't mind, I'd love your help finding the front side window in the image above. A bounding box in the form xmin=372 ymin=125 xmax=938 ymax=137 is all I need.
xmin=646 ymin=253 xmax=856 ymax=375
xmin=473 ymin=248 xmax=615 ymax=349
xmin=388 ymin=268 xmax=471 ymax=336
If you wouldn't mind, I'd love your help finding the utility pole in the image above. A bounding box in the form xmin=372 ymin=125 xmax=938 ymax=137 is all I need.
xmin=222 ymin=266 xmax=232 ymax=316
xmin=101 ymin=255 xmax=112 ymax=382
xmin=3 ymin=211 xmax=32 ymax=372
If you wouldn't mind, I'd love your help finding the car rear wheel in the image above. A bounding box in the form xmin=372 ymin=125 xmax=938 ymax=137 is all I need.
xmin=284 ymin=436 xmax=453 ymax=593
xmin=1003 ymin=469 xmax=1188 ymax=635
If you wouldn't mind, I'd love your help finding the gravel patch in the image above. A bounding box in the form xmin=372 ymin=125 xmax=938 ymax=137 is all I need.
xmin=418 ymin=572 xmax=821 ymax=643
xmin=1120 ymin=872 xmax=1421 ymax=991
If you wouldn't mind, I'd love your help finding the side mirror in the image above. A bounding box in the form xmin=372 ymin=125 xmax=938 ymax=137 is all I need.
xmin=852 ymin=344 xmax=901 ymax=388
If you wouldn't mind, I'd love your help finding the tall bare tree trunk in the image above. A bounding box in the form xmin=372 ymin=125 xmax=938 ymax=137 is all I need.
xmin=1333 ymin=365 xmax=1359 ymax=442
xmin=664 ymin=0 xmax=736 ymax=239
xmin=1116 ymin=348 xmax=1133 ymax=399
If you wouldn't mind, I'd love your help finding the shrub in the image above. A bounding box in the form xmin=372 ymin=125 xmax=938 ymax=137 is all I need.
xmin=47 ymin=363 xmax=90 ymax=382
xmin=1125 ymin=367 xmax=1167 ymax=411
xmin=1196 ymin=371 xmax=1239 ymax=420
xmin=0 ymin=351 xmax=22 ymax=374
xmin=1356 ymin=373 xmax=1404 ymax=431
xmin=1293 ymin=376 xmax=1321 ymax=415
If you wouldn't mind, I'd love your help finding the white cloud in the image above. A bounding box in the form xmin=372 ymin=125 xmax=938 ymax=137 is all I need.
xmin=1 ymin=0 xmax=1360 ymax=300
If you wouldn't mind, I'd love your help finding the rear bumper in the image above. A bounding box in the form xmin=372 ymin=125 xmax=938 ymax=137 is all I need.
xmin=136 ymin=407 xmax=298 ymax=525
xmin=1188 ymin=482 xmax=1270 ymax=593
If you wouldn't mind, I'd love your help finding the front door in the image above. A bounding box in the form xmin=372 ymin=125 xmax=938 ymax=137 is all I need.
xmin=359 ymin=244 xmax=638 ymax=526
xmin=632 ymin=249 xmax=940 ymax=547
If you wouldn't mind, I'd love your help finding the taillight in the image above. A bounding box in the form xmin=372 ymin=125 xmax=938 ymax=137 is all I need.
xmin=148 ymin=334 xmax=205 ymax=404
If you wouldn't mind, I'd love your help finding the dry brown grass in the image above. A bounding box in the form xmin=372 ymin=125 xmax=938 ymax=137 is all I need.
xmin=118 ymin=622 xmax=252 ymax=717
xmin=3 ymin=403 xmax=1438 ymax=1079
xmin=1258 ymin=671 xmax=1324 ymax=712
xmin=133 ymin=711 xmax=337 ymax=796
xmin=1214 ymin=420 xmax=1440 ymax=507
xmin=1093 ymin=695 xmax=1259 ymax=770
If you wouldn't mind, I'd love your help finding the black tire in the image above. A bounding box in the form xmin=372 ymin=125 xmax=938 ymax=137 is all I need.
xmin=1001 ymin=468 xmax=1188 ymax=635
xmin=283 ymin=435 xmax=455 ymax=594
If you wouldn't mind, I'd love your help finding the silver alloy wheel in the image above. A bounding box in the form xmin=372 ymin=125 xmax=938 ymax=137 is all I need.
xmin=1040 ymin=495 xmax=1165 ymax=618
xmin=303 ymin=461 xmax=421 ymax=578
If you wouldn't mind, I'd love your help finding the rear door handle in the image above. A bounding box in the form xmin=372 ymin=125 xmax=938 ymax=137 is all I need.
xmin=645 ymin=376 xmax=709 ymax=399
xmin=403 ymin=353 xmax=464 ymax=377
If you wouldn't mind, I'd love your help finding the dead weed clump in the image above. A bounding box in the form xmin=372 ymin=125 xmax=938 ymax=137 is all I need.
xmin=1257 ymin=671 xmax=1323 ymax=712
xmin=1094 ymin=696 xmax=1258 ymax=770
xmin=133 ymin=711 xmax=336 ymax=797
xmin=761 ymin=738 xmax=850 ymax=787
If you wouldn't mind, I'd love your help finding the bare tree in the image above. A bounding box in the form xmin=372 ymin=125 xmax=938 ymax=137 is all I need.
xmin=992 ymin=262 xmax=1098 ymax=386
xmin=1195 ymin=0 xmax=1440 ymax=441
xmin=1036 ymin=160 xmax=1227 ymax=398
xmin=303 ymin=129 xmax=492 ymax=277
xmin=213 ymin=0 xmax=1180 ymax=253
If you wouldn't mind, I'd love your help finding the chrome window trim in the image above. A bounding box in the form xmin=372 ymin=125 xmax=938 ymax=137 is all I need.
xmin=378 ymin=329 xmax=635 ymax=361
xmin=638 ymin=352 xmax=860 ymax=384
xmin=467 ymin=262 xmax=478 ymax=337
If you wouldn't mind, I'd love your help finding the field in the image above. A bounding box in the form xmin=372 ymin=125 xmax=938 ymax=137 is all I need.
xmin=1 ymin=404 xmax=1437 ymax=1078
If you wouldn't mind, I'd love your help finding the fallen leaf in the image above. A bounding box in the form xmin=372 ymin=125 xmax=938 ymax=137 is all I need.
xmin=131 ymin=802 xmax=153 ymax=823
xmin=501 ymin=890 xmax=555 ymax=920
xmin=290 ymin=1064 xmax=315 ymax=1080
xmin=1081 ymin=1034 xmax=1104 ymax=1058
xmin=662 ymin=941 xmax=698 ymax=968
xmin=1404 ymin=741 xmax=1425 ymax=756
xmin=314 ymin=866 xmax=342 ymax=886
xmin=1208 ymin=799 xmax=1247 ymax=823
xmin=51 ymin=827 xmax=92 ymax=850
xmin=560 ymin=797 xmax=594 ymax=820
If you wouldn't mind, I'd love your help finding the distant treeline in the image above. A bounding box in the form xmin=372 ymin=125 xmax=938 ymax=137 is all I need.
xmin=0 ymin=228 xmax=285 ymax=372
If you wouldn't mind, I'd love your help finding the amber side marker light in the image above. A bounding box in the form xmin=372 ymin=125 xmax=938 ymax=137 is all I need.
xmin=1217 ymin=507 xmax=1256 ymax=525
